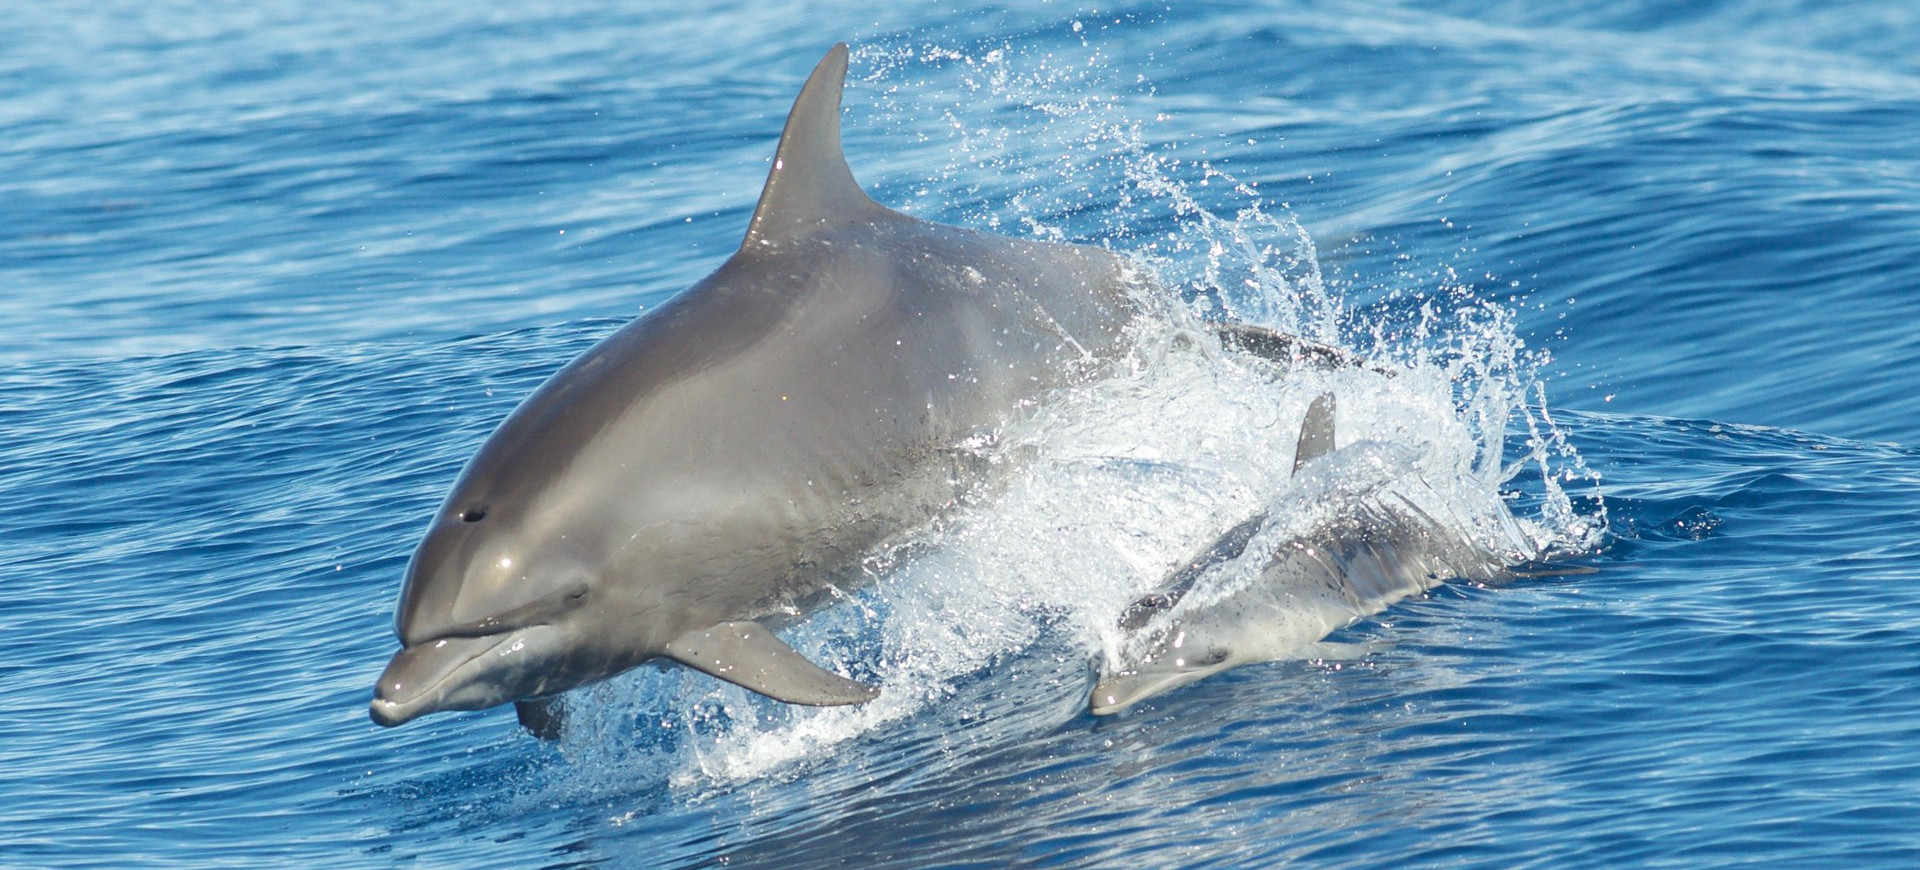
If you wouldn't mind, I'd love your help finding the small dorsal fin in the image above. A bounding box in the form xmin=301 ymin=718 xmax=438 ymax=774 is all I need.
xmin=742 ymin=43 xmax=883 ymax=248
xmin=1293 ymin=392 xmax=1336 ymax=475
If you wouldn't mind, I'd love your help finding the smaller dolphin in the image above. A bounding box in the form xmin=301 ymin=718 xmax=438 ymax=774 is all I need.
xmin=1089 ymin=394 xmax=1517 ymax=714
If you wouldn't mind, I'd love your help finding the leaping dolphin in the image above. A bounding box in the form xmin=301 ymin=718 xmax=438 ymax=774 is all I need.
xmin=369 ymin=44 xmax=1150 ymax=733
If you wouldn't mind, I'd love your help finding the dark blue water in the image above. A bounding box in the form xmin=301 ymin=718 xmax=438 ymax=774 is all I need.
xmin=6 ymin=2 xmax=1919 ymax=868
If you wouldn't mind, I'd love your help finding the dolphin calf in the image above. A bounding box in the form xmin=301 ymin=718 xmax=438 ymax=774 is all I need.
xmin=369 ymin=44 xmax=1148 ymax=732
xmin=1089 ymin=394 xmax=1520 ymax=714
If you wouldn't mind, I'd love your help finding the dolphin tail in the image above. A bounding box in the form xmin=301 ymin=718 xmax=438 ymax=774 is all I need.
xmin=664 ymin=621 xmax=880 ymax=706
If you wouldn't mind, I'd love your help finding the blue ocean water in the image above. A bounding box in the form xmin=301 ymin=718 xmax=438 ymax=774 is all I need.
xmin=5 ymin=1 xmax=1919 ymax=867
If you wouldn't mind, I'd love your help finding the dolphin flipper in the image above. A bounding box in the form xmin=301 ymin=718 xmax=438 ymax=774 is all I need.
xmin=664 ymin=621 xmax=880 ymax=706
xmin=514 ymin=697 xmax=567 ymax=740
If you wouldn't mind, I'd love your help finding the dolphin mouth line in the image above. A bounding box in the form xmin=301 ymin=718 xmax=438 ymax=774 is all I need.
xmin=1090 ymin=674 xmax=1168 ymax=716
xmin=1090 ymin=657 xmax=1227 ymax=716
xmin=404 ymin=581 xmax=587 ymax=644
xmin=370 ymin=629 xmax=526 ymax=727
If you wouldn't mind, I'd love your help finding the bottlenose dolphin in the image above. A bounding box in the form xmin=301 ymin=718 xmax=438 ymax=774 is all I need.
xmin=1089 ymin=394 xmax=1518 ymax=714
xmin=369 ymin=44 xmax=1151 ymax=732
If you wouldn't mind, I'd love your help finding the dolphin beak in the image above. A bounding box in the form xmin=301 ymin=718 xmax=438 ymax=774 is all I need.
xmin=368 ymin=633 xmax=514 ymax=727
xmin=1090 ymin=654 xmax=1235 ymax=716
xmin=1089 ymin=672 xmax=1165 ymax=716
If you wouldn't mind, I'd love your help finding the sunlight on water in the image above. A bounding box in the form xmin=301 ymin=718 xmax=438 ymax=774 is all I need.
xmin=531 ymin=39 xmax=1605 ymax=796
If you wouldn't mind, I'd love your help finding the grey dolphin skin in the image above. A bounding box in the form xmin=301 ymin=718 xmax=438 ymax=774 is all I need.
xmin=369 ymin=44 xmax=1145 ymax=732
xmin=1089 ymin=394 xmax=1514 ymax=715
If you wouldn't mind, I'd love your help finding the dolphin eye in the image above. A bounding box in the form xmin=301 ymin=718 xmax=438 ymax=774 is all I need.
xmin=459 ymin=507 xmax=487 ymax=523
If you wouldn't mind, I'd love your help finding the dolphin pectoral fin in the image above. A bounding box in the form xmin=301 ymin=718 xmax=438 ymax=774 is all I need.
xmin=664 ymin=621 xmax=880 ymax=706
xmin=1214 ymin=323 xmax=1394 ymax=375
xmin=515 ymin=697 xmax=567 ymax=741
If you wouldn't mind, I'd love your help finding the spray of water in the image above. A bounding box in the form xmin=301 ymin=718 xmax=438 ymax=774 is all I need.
xmin=538 ymin=35 xmax=1604 ymax=798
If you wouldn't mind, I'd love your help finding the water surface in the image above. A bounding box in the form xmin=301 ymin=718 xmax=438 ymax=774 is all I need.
xmin=4 ymin=2 xmax=1919 ymax=868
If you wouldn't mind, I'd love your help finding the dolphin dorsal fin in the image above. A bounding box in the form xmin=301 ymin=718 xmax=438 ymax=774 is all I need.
xmin=743 ymin=43 xmax=882 ymax=248
xmin=1293 ymin=393 xmax=1336 ymax=475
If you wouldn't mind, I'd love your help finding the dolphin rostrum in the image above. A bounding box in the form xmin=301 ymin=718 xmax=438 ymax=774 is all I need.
xmin=1089 ymin=394 xmax=1520 ymax=715
xmin=369 ymin=44 xmax=1147 ymax=732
